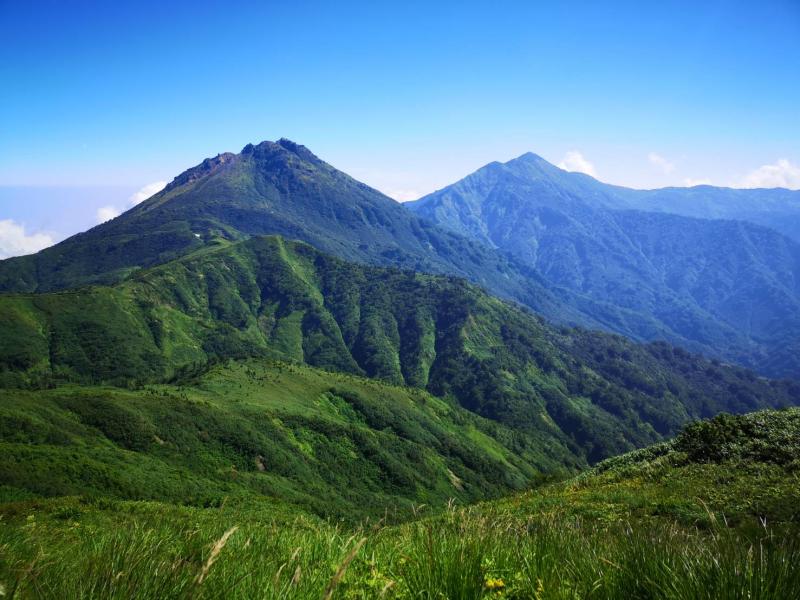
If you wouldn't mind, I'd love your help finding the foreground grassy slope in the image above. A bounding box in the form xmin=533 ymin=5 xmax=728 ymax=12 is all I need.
xmin=2 ymin=236 xmax=797 ymax=465
xmin=496 ymin=407 xmax=800 ymax=530
xmin=0 ymin=360 xmax=571 ymax=519
xmin=2 ymin=409 xmax=798 ymax=599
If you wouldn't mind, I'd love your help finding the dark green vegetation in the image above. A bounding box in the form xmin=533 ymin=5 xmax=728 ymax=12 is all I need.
xmin=2 ymin=235 xmax=796 ymax=469
xmin=2 ymin=409 xmax=798 ymax=599
xmin=408 ymin=153 xmax=800 ymax=378
xmin=0 ymin=360 xmax=564 ymax=518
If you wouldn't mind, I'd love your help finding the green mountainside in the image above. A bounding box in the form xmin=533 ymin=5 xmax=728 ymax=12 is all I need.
xmin=503 ymin=407 xmax=800 ymax=529
xmin=2 ymin=235 xmax=796 ymax=468
xmin=408 ymin=153 xmax=800 ymax=378
xmin=0 ymin=359 xmax=568 ymax=519
xmin=2 ymin=408 xmax=798 ymax=598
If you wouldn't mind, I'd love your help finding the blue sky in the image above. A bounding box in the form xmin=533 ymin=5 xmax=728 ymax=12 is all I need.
xmin=1 ymin=0 xmax=799 ymax=256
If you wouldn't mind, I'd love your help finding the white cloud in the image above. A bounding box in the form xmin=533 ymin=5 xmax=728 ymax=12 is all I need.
xmin=96 ymin=205 xmax=120 ymax=223
xmin=383 ymin=188 xmax=422 ymax=202
xmin=0 ymin=219 xmax=54 ymax=259
xmin=738 ymin=159 xmax=800 ymax=189
xmin=94 ymin=181 xmax=167 ymax=225
xmin=129 ymin=180 xmax=167 ymax=206
xmin=648 ymin=152 xmax=675 ymax=174
xmin=684 ymin=177 xmax=712 ymax=187
xmin=557 ymin=151 xmax=597 ymax=177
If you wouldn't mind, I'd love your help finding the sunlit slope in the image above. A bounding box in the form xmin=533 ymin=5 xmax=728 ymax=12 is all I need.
xmin=490 ymin=407 xmax=800 ymax=529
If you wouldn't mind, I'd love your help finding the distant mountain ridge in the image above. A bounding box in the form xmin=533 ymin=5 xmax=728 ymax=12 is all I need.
xmin=602 ymin=185 xmax=800 ymax=243
xmin=408 ymin=153 xmax=800 ymax=378
xmin=409 ymin=153 xmax=800 ymax=242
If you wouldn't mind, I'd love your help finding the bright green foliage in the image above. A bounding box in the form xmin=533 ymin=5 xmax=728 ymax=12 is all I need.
xmin=1 ymin=236 xmax=796 ymax=467
xmin=506 ymin=408 xmax=800 ymax=531
xmin=0 ymin=360 xmax=571 ymax=519
xmin=1 ymin=408 xmax=798 ymax=599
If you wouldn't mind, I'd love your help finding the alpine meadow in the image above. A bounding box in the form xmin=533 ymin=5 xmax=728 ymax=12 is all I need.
xmin=2 ymin=2 xmax=800 ymax=599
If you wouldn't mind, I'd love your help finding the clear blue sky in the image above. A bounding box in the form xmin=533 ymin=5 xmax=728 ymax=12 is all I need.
xmin=1 ymin=0 xmax=799 ymax=255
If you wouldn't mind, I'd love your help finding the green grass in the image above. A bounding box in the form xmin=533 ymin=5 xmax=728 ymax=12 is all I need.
xmin=2 ymin=409 xmax=799 ymax=599
xmin=2 ymin=499 xmax=797 ymax=599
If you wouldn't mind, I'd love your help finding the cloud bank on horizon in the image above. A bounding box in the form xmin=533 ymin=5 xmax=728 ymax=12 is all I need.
xmin=538 ymin=151 xmax=800 ymax=193
xmin=557 ymin=151 xmax=598 ymax=178
xmin=740 ymin=159 xmax=800 ymax=189
xmin=648 ymin=153 xmax=676 ymax=175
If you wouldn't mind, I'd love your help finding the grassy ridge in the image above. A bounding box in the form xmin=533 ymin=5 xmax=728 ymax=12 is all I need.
xmin=498 ymin=408 xmax=800 ymax=531
xmin=2 ymin=409 xmax=798 ymax=599
xmin=0 ymin=360 xmax=572 ymax=519
xmin=1 ymin=236 xmax=797 ymax=468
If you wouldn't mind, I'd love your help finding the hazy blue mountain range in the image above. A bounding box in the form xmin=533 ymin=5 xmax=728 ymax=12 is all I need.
xmin=408 ymin=153 xmax=800 ymax=378
xmin=605 ymin=185 xmax=800 ymax=243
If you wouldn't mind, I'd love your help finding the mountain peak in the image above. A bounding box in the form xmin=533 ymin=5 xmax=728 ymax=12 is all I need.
xmin=238 ymin=138 xmax=322 ymax=167
xmin=163 ymin=139 xmax=322 ymax=197
xmin=505 ymin=151 xmax=557 ymax=172
xmin=164 ymin=151 xmax=238 ymax=192
xmin=515 ymin=151 xmax=545 ymax=162
xmin=275 ymin=137 xmax=304 ymax=153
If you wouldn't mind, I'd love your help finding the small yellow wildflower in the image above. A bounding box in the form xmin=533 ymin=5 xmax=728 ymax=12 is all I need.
xmin=484 ymin=577 xmax=505 ymax=590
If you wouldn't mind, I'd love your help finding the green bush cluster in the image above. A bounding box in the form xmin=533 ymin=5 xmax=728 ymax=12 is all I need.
xmin=676 ymin=409 xmax=800 ymax=465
